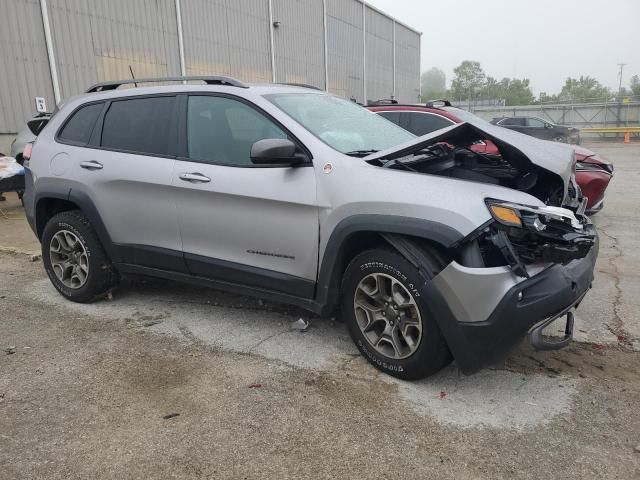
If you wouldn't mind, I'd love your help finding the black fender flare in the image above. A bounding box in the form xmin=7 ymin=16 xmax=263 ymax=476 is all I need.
xmin=314 ymin=214 xmax=463 ymax=313
xmin=35 ymin=187 xmax=116 ymax=261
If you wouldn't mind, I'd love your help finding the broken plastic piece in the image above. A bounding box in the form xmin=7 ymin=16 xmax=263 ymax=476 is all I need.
xmin=291 ymin=318 xmax=310 ymax=332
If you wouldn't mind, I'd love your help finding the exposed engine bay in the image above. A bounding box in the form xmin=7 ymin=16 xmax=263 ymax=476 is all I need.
xmin=374 ymin=143 xmax=569 ymax=207
xmin=364 ymin=121 xmax=596 ymax=274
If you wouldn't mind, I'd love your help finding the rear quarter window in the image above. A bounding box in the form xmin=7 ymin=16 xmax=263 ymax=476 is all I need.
xmin=57 ymin=103 xmax=103 ymax=145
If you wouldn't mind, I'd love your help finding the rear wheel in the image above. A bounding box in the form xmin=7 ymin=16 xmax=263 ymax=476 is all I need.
xmin=41 ymin=210 xmax=118 ymax=303
xmin=341 ymin=247 xmax=452 ymax=380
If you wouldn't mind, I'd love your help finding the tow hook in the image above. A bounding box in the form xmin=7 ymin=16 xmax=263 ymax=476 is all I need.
xmin=530 ymin=309 xmax=575 ymax=351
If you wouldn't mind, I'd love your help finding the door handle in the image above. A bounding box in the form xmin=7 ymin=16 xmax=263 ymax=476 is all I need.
xmin=179 ymin=172 xmax=211 ymax=183
xmin=80 ymin=160 xmax=103 ymax=171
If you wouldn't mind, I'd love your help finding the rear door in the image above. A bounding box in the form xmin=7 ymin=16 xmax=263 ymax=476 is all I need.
xmin=498 ymin=117 xmax=527 ymax=135
xmin=173 ymin=94 xmax=319 ymax=297
xmin=68 ymin=95 xmax=185 ymax=272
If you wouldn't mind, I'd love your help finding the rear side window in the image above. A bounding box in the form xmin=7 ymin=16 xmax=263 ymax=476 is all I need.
xmin=405 ymin=112 xmax=454 ymax=136
xmin=58 ymin=103 xmax=103 ymax=144
xmin=101 ymin=96 xmax=175 ymax=156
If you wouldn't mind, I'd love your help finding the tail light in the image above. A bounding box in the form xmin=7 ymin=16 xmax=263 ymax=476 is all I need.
xmin=22 ymin=142 xmax=33 ymax=167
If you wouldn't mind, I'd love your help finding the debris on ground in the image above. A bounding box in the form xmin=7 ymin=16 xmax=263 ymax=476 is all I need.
xmin=142 ymin=320 xmax=162 ymax=327
xmin=162 ymin=413 xmax=180 ymax=420
xmin=291 ymin=318 xmax=310 ymax=332
xmin=248 ymin=383 xmax=262 ymax=389
xmin=4 ymin=346 xmax=16 ymax=355
xmin=30 ymin=254 xmax=41 ymax=262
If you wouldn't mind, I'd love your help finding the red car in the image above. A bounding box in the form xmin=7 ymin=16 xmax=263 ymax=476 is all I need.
xmin=367 ymin=101 xmax=613 ymax=213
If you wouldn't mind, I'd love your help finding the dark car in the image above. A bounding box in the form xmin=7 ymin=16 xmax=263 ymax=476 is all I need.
xmin=367 ymin=101 xmax=612 ymax=213
xmin=490 ymin=116 xmax=581 ymax=144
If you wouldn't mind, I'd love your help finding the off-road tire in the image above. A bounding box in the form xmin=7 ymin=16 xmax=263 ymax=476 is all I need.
xmin=41 ymin=210 xmax=118 ymax=303
xmin=341 ymin=247 xmax=452 ymax=380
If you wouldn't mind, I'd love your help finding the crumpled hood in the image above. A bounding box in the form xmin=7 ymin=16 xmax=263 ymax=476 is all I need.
xmin=364 ymin=120 xmax=575 ymax=186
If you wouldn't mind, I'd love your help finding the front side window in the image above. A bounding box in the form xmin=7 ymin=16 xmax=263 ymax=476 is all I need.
xmin=266 ymin=93 xmax=414 ymax=154
xmin=527 ymin=117 xmax=545 ymax=128
xmin=58 ymin=102 xmax=103 ymax=145
xmin=101 ymin=96 xmax=175 ymax=156
xmin=187 ymin=96 xmax=287 ymax=166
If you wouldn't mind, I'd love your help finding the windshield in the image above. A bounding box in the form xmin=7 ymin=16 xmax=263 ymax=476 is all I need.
xmin=266 ymin=93 xmax=415 ymax=154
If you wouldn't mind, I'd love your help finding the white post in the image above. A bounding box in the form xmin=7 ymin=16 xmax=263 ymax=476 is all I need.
xmin=418 ymin=32 xmax=422 ymax=102
xmin=392 ymin=20 xmax=396 ymax=100
xmin=39 ymin=0 xmax=61 ymax=104
xmin=175 ymin=0 xmax=187 ymax=79
xmin=362 ymin=1 xmax=367 ymax=104
xmin=268 ymin=0 xmax=276 ymax=83
xmin=322 ymin=0 xmax=329 ymax=91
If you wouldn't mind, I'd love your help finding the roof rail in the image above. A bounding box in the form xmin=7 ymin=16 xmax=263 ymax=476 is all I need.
xmin=276 ymin=82 xmax=323 ymax=91
xmin=367 ymin=99 xmax=398 ymax=106
xmin=425 ymin=99 xmax=452 ymax=108
xmin=85 ymin=76 xmax=249 ymax=93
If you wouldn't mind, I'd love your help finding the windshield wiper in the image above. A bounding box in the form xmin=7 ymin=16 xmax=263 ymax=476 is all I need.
xmin=345 ymin=149 xmax=379 ymax=157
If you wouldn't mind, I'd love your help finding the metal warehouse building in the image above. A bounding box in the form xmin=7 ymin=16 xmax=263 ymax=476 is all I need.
xmin=0 ymin=0 xmax=421 ymax=151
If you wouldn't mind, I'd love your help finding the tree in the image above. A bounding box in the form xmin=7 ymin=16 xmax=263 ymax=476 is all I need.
xmin=557 ymin=76 xmax=611 ymax=103
xmin=630 ymin=75 xmax=640 ymax=97
xmin=479 ymin=77 xmax=534 ymax=106
xmin=450 ymin=61 xmax=486 ymax=102
xmin=420 ymin=67 xmax=446 ymax=101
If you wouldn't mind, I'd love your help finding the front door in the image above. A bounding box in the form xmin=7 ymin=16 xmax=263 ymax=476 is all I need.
xmin=173 ymin=94 xmax=319 ymax=298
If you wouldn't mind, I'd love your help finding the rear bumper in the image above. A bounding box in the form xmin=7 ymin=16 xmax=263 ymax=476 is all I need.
xmin=428 ymin=229 xmax=598 ymax=374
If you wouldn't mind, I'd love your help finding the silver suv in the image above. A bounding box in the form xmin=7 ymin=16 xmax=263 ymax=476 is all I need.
xmin=23 ymin=76 xmax=598 ymax=379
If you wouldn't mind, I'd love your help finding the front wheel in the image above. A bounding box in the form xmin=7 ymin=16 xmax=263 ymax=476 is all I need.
xmin=341 ymin=248 xmax=452 ymax=380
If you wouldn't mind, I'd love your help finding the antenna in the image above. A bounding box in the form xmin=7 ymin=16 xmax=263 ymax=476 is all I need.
xmin=129 ymin=65 xmax=138 ymax=88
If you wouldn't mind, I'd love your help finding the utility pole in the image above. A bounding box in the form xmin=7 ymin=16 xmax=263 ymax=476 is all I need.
xmin=616 ymin=63 xmax=626 ymax=128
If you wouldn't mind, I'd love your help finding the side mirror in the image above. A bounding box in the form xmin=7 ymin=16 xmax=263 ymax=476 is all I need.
xmin=544 ymin=123 xmax=553 ymax=129
xmin=250 ymin=138 xmax=301 ymax=165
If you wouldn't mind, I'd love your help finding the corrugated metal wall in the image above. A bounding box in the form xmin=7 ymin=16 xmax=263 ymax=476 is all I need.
xmin=182 ymin=0 xmax=272 ymax=82
xmin=394 ymin=23 xmax=421 ymax=104
xmin=326 ymin=0 xmax=364 ymax=102
xmin=47 ymin=0 xmax=181 ymax=99
xmin=0 ymin=0 xmax=55 ymax=133
xmin=0 ymin=0 xmax=420 ymax=133
xmin=365 ymin=7 xmax=394 ymax=102
xmin=272 ymin=0 xmax=326 ymax=87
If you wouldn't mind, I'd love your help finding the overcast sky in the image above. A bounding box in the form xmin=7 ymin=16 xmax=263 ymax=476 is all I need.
xmin=367 ymin=0 xmax=640 ymax=95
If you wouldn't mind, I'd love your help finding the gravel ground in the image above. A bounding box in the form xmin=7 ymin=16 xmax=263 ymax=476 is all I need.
xmin=1 ymin=141 xmax=639 ymax=479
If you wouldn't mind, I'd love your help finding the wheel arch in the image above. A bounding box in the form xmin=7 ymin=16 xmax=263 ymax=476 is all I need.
xmin=315 ymin=215 xmax=462 ymax=314
xmin=35 ymin=189 xmax=114 ymax=259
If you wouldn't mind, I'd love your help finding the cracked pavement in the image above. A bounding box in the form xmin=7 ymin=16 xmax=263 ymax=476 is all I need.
xmin=1 ymin=141 xmax=639 ymax=478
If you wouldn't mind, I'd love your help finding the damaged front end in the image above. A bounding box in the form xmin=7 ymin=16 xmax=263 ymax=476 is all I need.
xmin=467 ymin=200 xmax=596 ymax=277
xmin=363 ymin=120 xmax=599 ymax=372
xmin=364 ymin=120 xmax=596 ymax=274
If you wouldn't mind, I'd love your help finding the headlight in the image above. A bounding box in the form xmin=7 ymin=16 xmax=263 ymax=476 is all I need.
xmin=486 ymin=199 xmax=583 ymax=230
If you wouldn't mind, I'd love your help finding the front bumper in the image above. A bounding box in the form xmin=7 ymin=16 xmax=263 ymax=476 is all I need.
xmin=427 ymin=228 xmax=598 ymax=374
